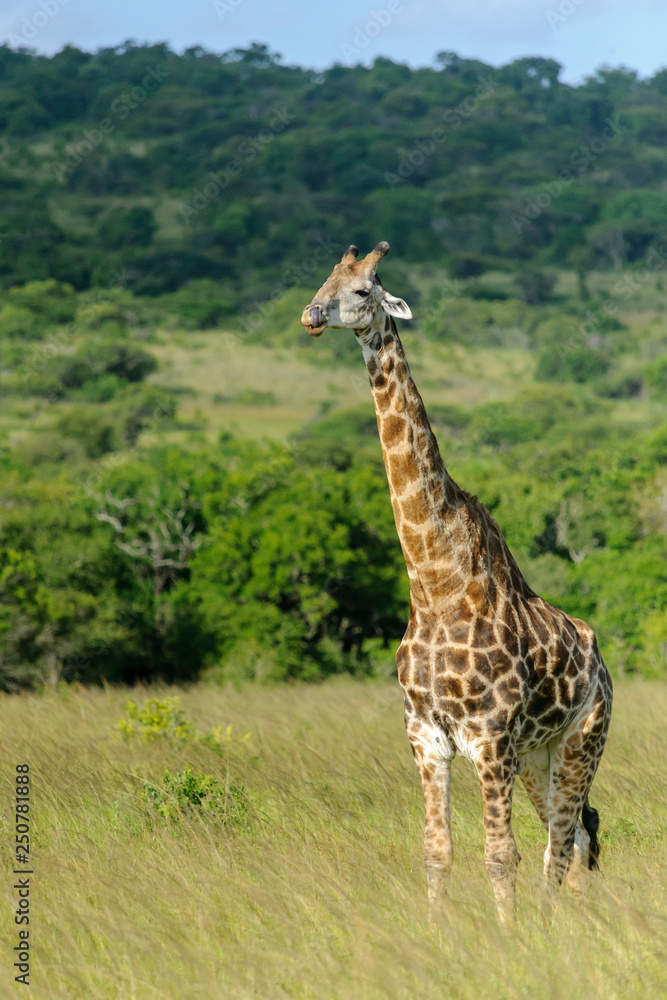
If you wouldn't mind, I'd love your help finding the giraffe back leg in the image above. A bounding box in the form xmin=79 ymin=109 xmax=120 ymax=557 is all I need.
xmin=521 ymin=744 xmax=590 ymax=894
xmin=545 ymin=697 xmax=610 ymax=894
xmin=519 ymin=745 xmax=551 ymax=830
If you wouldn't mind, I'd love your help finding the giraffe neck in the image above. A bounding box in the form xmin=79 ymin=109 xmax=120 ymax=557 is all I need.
xmin=358 ymin=316 xmax=480 ymax=614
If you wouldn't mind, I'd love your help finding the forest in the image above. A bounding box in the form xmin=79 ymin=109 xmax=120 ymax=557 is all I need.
xmin=0 ymin=42 xmax=665 ymax=689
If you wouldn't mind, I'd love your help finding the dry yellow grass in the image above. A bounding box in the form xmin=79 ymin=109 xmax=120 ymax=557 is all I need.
xmin=0 ymin=677 xmax=665 ymax=999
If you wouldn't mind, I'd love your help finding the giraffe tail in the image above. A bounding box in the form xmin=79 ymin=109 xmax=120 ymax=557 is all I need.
xmin=581 ymin=796 xmax=600 ymax=871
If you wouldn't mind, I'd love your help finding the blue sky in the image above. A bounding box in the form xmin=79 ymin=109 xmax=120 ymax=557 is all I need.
xmin=2 ymin=0 xmax=665 ymax=84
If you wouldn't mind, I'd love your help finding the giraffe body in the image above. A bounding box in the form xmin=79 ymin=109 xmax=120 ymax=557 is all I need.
xmin=301 ymin=242 xmax=612 ymax=920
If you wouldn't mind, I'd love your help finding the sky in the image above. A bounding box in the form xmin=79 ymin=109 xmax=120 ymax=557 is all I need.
xmin=1 ymin=0 xmax=665 ymax=84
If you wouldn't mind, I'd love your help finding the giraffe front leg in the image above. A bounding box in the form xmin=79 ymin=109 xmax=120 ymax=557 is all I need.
xmin=405 ymin=719 xmax=454 ymax=918
xmin=420 ymin=755 xmax=453 ymax=912
xmin=475 ymin=746 xmax=520 ymax=925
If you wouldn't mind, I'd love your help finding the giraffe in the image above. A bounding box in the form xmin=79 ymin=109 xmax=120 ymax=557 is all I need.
xmin=300 ymin=242 xmax=613 ymax=923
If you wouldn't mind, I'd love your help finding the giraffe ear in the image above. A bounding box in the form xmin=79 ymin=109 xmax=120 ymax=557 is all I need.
xmin=381 ymin=292 xmax=412 ymax=320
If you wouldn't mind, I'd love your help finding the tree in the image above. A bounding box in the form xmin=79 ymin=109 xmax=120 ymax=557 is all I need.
xmin=514 ymin=269 xmax=556 ymax=305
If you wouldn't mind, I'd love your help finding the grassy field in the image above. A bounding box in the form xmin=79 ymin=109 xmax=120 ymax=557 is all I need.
xmin=0 ymin=676 xmax=665 ymax=999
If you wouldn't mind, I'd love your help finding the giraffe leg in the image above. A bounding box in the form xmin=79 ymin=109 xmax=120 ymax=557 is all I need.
xmin=404 ymin=718 xmax=454 ymax=916
xmin=419 ymin=755 xmax=453 ymax=914
xmin=475 ymin=744 xmax=520 ymax=925
xmin=520 ymin=747 xmax=588 ymax=900
xmin=519 ymin=746 xmax=550 ymax=831
xmin=545 ymin=703 xmax=609 ymax=894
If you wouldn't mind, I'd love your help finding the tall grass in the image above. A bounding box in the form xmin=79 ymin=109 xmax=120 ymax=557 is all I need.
xmin=0 ymin=677 xmax=664 ymax=999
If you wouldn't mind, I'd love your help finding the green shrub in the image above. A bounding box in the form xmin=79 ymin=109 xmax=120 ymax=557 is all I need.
xmin=117 ymin=697 xmax=251 ymax=748
xmin=75 ymin=301 xmax=130 ymax=331
xmin=162 ymin=279 xmax=238 ymax=329
xmin=427 ymin=404 xmax=471 ymax=430
xmin=12 ymin=431 xmax=85 ymax=467
xmin=448 ymin=253 xmax=490 ymax=278
xmin=644 ymin=355 xmax=667 ymax=398
xmin=54 ymin=342 xmax=158 ymax=390
xmin=118 ymin=697 xmax=196 ymax=743
xmin=78 ymin=343 xmax=157 ymax=383
xmin=515 ymin=268 xmax=556 ymax=305
xmin=235 ymin=388 xmax=277 ymax=406
xmin=0 ymin=304 xmax=45 ymax=340
xmin=1 ymin=373 xmax=64 ymax=399
xmin=119 ymin=384 xmax=178 ymax=445
xmin=7 ymin=280 xmax=77 ymax=323
xmin=99 ymin=206 xmax=156 ymax=250
xmin=467 ymin=283 xmax=510 ymax=301
xmin=77 ymin=373 xmax=125 ymax=402
xmin=595 ymin=370 xmax=644 ymax=399
xmin=142 ymin=767 xmax=249 ymax=824
xmin=468 ymin=386 xmax=595 ymax=446
xmin=55 ymin=409 xmax=116 ymax=458
xmin=536 ymin=344 xmax=610 ymax=383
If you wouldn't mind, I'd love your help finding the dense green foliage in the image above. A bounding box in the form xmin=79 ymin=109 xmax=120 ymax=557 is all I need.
xmin=0 ymin=277 xmax=664 ymax=686
xmin=1 ymin=43 xmax=667 ymax=306
xmin=0 ymin=44 xmax=665 ymax=688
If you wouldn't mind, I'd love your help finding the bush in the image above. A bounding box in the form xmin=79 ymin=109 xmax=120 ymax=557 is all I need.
xmin=644 ymin=356 xmax=667 ymax=398
xmin=162 ymin=278 xmax=238 ymax=329
xmin=536 ymin=344 xmax=610 ymax=383
xmin=99 ymin=206 xmax=156 ymax=250
xmin=427 ymin=403 xmax=471 ymax=430
xmin=12 ymin=432 xmax=85 ymax=467
xmin=1 ymin=373 xmax=64 ymax=400
xmin=448 ymin=253 xmax=490 ymax=278
xmin=126 ymin=251 xmax=228 ymax=296
xmin=0 ymin=304 xmax=45 ymax=340
xmin=515 ymin=268 xmax=556 ymax=305
xmin=55 ymin=409 xmax=116 ymax=458
xmin=80 ymin=343 xmax=158 ymax=383
xmin=467 ymin=282 xmax=510 ymax=301
xmin=119 ymin=384 xmax=178 ymax=445
xmin=77 ymin=374 xmax=126 ymax=402
xmin=468 ymin=386 xmax=594 ymax=446
xmin=118 ymin=697 xmax=196 ymax=743
xmin=235 ymin=388 xmax=277 ymax=406
xmin=7 ymin=279 xmax=77 ymax=323
xmin=142 ymin=768 xmax=249 ymax=824
xmin=117 ymin=696 xmax=251 ymax=748
xmin=54 ymin=342 xmax=158 ymax=390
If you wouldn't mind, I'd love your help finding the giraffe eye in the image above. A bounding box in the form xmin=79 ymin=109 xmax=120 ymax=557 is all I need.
xmin=356 ymin=289 xmax=370 ymax=297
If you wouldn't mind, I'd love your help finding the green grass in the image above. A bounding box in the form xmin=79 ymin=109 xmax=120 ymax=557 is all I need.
xmin=0 ymin=677 xmax=664 ymax=999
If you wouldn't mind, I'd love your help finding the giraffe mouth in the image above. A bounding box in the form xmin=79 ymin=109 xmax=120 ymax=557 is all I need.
xmin=303 ymin=306 xmax=327 ymax=337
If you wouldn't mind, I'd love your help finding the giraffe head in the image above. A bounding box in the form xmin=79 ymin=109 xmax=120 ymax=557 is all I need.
xmin=300 ymin=242 xmax=412 ymax=337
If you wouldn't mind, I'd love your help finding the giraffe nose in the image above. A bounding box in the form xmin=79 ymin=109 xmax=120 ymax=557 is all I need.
xmin=310 ymin=306 xmax=324 ymax=327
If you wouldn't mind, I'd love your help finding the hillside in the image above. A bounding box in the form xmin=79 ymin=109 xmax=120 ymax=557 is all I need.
xmin=1 ymin=43 xmax=667 ymax=307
